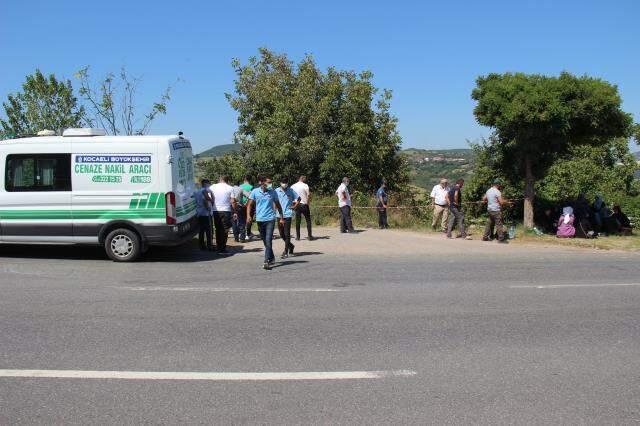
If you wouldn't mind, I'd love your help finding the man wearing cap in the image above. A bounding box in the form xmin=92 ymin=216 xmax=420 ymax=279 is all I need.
xmin=482 ymin=179 xmax=508 ymax=243
xmin=430 ymin=178 xmax=450 ymax=232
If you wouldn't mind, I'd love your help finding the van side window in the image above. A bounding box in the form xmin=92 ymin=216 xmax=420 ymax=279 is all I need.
xmin=5 ymin=154 xmax=71 ymax=192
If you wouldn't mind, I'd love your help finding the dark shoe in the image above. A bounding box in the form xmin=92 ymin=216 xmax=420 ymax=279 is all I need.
xmin=281 ymin=251 xmax=288 ymax=259
xmin=308 ymin=236 xmax=315 ymax=241
xmin=498 ymin=239 xmax=508 ymax=244
xmin=234 ymin=238 xmax=240 ymax=243
xmin=446 ymin=235 xmax=453 ymax=239
xmin=289 ymin=244 xmax=295 ymax=255
xmin=263 ymin=262 xmax=271 ymax=270
xmin=482 ymin=237 xmax=490 ymax=242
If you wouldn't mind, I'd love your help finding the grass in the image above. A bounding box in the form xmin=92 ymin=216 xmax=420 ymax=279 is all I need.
xmin=513 ymin=227 xmax=640 ymax=252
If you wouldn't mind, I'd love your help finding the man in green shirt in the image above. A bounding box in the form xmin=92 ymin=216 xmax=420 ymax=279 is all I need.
xmin=240 ymin=175 xmax=255 ymax=240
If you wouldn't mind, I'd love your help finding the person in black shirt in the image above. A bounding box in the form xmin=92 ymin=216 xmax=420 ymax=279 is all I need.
xmin=446 ymin=179 xmax=471 ymax=240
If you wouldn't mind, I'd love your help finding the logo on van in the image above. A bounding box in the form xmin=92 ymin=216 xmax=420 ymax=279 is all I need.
xmin=129 ymin=193 xmax=165 ymax=209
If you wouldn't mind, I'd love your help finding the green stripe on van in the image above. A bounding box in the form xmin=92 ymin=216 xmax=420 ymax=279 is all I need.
xmin=0 ymin=210 xmax=165 ymax=220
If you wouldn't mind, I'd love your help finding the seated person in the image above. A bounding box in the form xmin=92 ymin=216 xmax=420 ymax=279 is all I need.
xmin=538 ymin=207 xmax=559 ymax=234
xmin=612 ymin=205 xmax=633 ymax=235
xmin=557 ymin=207 xmax=576 ymax=238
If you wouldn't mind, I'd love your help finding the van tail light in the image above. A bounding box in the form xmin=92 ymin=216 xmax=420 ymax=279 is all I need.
xmin=166 ymin=192 xmax=177 ymax=225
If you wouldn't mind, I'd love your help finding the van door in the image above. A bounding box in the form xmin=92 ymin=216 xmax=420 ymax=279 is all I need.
xmin=169 ymin=139 xmax=196 ymax=223
xmin=1 ymin=153 xmax=73 ymax=242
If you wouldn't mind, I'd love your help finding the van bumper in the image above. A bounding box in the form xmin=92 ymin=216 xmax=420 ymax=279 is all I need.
xmin=140 ymin=216 xmax=198 ymax=246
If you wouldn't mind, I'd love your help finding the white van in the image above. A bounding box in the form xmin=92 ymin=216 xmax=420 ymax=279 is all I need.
xmin=0 ymin=128 xmax=198 ymax=261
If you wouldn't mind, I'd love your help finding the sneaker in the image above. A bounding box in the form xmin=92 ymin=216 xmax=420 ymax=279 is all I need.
xmin=446 ymin=235 xmax=453 ymax=239
xmin=263 ymin=262 xmax=271 ymax=270
xmin=465 ymin=236 xmax=472 ymax=240
xmin=281 ymin=252 xmax=288 ymax=259
xmin=482 ymin=237 xmax=490 ymax=242
xmin=289 ymin=244 xmax=295 ymax=255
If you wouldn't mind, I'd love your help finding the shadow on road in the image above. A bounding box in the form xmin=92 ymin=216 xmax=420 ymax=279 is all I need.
xmin=270 ymin=260 xmax=309 ymax=269
xmin=292 ymin=251 xmax=323 ymax=257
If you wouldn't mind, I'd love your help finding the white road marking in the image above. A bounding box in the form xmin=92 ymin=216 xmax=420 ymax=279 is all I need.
xmin=0 ymin=369 xmax=416 ymax=381
xmin=510 ymin=283 xmax=640 ymax=289
xmin=115 ymin=286 xmax=344 ymax=292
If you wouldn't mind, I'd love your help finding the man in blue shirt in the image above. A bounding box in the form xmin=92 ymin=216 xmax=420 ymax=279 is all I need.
xmin=275 ymin=177 xmax=301 ymax=258
xmin=194 ymin=178 xmax=213 ymax=251
xmin=246 ymin=176 xmax=285 ymax=270
xmin=376 ymin=179 xmax=389 ymax=229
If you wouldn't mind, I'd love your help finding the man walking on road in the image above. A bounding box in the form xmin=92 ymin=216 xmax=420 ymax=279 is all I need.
xmin=275 ymin=177 xmax=301 ymax=258
xmin=430 ymin=178 xmax=450 ymax=232
xmin=194 ymin=178 xmax=214 ymax=251
xmin=483 ymin=179 xmax=509 ymax=243
xmin=211 ymin=176 xmax=237 ymax=253
xmin=291 ymin=175 xmax=314 ymax=241
xmin=376 ymin=179 xmax=389 ymax=229
xmin=336 ymin=177 xmax=355 ymax=233
xmin=246 ymin=176 xmax=285 ymax=270
xmin=446 ymin=178 xmax=471 ymax=240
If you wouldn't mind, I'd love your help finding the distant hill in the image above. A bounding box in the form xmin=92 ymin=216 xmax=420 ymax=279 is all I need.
xmin=401 ymin=148 xmax=475 ymax=189
xmin=196 ymin=144 xmax=241 ymax=158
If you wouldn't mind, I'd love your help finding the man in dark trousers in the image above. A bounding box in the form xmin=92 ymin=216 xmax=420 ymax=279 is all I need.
xmin=482 ymin=179 xmax=509 ymax=243
xmin=336 ymin=177 xmax=355 ymax=233
xmin=446 ymin=178 xmax=472 ymax=240
xmin=291 ymin=175 xmax=314 ymax=241
xmin=376 ymin=179 xmax=389 ymax=229
xmin=194 ymin=178 xmax=213 ymax=250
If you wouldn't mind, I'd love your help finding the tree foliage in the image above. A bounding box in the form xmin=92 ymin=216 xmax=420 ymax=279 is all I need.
xmin=225 ymin=48 xmax=407 ymax=193
xmin=76 ymin=66 xmax=175 ymax=135
xmin=198 ymin=152 xmax=246 ymax=184
xmin=1 ymin=69 xmax=84 ymax=136
xmin=471 ymin=71 xmax=634 ymax=227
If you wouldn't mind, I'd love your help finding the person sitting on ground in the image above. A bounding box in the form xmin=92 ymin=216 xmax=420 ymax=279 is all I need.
xmin=556 ymin=206 xmax=576 ymax=238
xmin=612 ymin=205 xmax=633 ymax=235
xmin=591 ymin=195 xmax=605 ymax=233
xmin=538 ymin=207 xmax=559 ymax=234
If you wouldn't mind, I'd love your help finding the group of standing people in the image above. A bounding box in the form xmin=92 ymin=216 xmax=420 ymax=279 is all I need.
xmin=431 ymin=178 xmax=511 ymax=242
xmin=195 ymin=175 xmax=315 ymax=270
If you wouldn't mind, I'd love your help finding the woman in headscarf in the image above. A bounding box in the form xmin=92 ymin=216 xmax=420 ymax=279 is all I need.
xmin=557 ymin=206 xmax=576 ymax=238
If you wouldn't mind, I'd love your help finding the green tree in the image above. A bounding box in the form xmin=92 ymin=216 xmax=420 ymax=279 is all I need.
xmin=538 ymin=138 xmax=637 ymax=201
xmin=198 ymin=152 xmax=246 ymax=184
xmin=226 ymin=48 xmax=407 ymax=193
xmin=472 ymin=72 xmax=634 ymax=228
xmin=1 ymin=69 xmax=84 ymax=136
xmin=76 ymin=66 xmax=176 ymax=135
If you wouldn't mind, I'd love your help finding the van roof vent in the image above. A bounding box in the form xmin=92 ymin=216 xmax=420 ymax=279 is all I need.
xmin=62 ymin=128 xmax=107 ymax=137
xmin=37 ymin=130 xmax=56 ymax=136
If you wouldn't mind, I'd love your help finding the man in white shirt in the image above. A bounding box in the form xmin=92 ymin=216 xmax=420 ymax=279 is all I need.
xmin=211 ymin=175 xmax=237 ymax=253
xmin=430 ymin=178 xmax=450 ymax=232
xmin=336 ymin=177 xmax=354 ymax=233
xmin=291 ymin=175 xmax=314 ymax=241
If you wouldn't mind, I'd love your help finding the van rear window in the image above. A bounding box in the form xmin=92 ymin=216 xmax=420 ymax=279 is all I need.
xmin=5 ymin=154 xmax=71 ymax=192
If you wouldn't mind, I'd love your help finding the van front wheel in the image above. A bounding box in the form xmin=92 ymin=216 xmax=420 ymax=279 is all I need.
xmin=105 ymin=228 xmax=141 ymax=262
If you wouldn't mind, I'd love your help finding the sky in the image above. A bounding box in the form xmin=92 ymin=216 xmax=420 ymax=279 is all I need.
xmin=2 ymin=0 xmax=639 ymax=153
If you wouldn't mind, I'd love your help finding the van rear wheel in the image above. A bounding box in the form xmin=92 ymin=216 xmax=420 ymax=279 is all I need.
xmin=105 ymin=228 xmax=141 ymax=262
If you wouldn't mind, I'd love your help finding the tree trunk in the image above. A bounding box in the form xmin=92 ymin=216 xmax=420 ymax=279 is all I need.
xmin=524 ymin=155 xmax=535 ymax=229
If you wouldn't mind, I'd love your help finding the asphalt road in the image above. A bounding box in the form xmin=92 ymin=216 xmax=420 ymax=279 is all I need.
xmin=1 ymin=227 xmax=640 ymax=424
